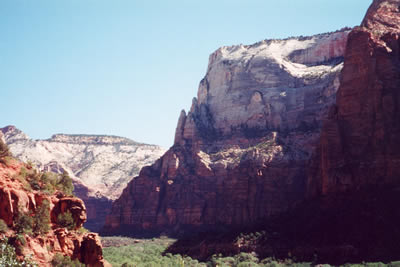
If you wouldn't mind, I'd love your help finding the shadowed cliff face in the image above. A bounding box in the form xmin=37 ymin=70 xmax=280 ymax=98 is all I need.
xmin=308 ymin=0 xmax=400 ymax=196
xmin=103 ymin=30 xmax=349 ymax=236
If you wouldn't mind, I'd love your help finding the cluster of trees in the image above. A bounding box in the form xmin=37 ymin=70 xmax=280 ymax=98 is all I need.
xmin=14 ymin=199 xmax=51 ymax=236
xmin=18 ymin=167 xmax=74 ymax=196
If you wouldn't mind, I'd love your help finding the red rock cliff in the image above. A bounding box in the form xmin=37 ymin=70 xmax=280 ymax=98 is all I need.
xmin=103 ymin=30 xmax=349 ymax=236
xmin=308 ymin=0 xmax=400 ymax=196
xmin=0 ymin=158 xmax=110 ymax=267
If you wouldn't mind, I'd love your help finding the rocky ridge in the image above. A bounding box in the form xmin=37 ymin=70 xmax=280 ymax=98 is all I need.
xmin=0 ymin=156 xmax=109 ymax=266
xmin=103 ymin=29 xmax=349 ymax=235
xmin=1 ymin=126 xmax=166 ymax=231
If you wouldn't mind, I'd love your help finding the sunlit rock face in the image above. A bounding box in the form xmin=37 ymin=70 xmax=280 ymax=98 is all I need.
xmin=103 ymin=29 xmax=350 ymax=236
xmin=308 ymin=0 xmax=400 ymax=196
xmin=0 ymin=126 xmax=166 ymax=231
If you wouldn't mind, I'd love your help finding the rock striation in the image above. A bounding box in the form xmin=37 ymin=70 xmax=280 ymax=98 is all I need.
xmin=103 ymin=29 xmax=350 ymax=235
xmin=0 ymin=158 xmax=110 ymax=267
xmin=0 ymin=126 xmax=166 ymax=231
xmin=307 ymin=0 xmax=400 ymax=196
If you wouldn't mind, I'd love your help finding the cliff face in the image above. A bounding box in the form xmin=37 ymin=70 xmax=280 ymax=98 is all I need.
xmin=308 ymin=0 xmax=400 ymax=196
xmin=0 ymin=158 xmax=109 ymax=267
xmin=103 ymin=30 xmax=349 ymax=235
xmin=1 ymin=126 xmax=166 ymax=231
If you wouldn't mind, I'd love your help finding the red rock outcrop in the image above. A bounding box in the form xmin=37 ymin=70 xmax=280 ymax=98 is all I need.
xmin=103 ymin=30 xmax=349 ymax=236
xmin=0 ymin=158 xmax=109 ymax=267
xmin=308 ymin=0 xmax=400 ymax=196
xmin=1 ymin=125 xmax=165 ymax=232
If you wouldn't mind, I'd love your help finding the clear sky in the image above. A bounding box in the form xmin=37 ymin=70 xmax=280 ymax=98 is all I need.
xmin=0 ymin=0 xmax=372 ymax=148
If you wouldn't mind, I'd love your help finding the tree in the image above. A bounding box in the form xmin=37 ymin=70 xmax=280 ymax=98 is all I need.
xmin=57 ymin=212 xmax=75 ymax=230
xmin=0 ymin=139 xmax=10 ymax=159
xmin=57 ymin=172 xmax=74 ymax=195
xmin=0 ymin=219 xmax=8 ymax=233
xmin=14 ymin=213 xmax=33 ymax=235
xmin=33 ymin=200 xmax=50 ymax=235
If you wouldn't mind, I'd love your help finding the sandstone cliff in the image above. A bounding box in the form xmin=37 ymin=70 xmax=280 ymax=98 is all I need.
xmin=1 ymin=126 xmax=166 ymax=231
xmin=165 ymin=1 xmax=400 ymax=263
xmin=0 ymin=156 xmax=109 ymax=266
xmin=307 ymin=0 xmax=400 ymax=196
xmin=103 ymin=29 xmax=349 ymax=235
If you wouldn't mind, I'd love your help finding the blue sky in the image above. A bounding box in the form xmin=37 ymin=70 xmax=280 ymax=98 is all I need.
xmin=0 ymin=0 xmax=372 ymax=148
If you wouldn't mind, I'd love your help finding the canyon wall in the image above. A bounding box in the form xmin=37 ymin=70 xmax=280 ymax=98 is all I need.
xmin=308 ymin=0 xmax=400 ymax=196
xmin=1 ymin=126 xmax=166 ymax=231
xmin=0 ymin=157 xmax=109 ymax=266
xmin=103 ymin=29 xmax=349 ymax=235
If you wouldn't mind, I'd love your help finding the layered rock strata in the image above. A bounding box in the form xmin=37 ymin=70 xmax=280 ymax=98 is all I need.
xmin=308 ymin=0 xmax=400 ymax=196
xmin=1 ymin=126 xmax=166 ymax=231
xmin=0 ymin=158 xmax=109 ymax=266
xmin=103 ymin=29 xmax=349 ymax=235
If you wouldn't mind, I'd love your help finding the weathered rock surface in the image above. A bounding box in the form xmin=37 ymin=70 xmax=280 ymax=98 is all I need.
xmin=103 ymin=29 xmax=350 ymax=235
xmin=0 ymin=158 xmax=109 ymax=267
xmin=308 ymin=0 xmax=400 ymax=196
xmin=1 ymin=126 xmax=166 ymax=231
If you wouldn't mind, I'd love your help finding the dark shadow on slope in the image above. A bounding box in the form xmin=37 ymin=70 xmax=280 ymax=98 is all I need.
xmin=166 ymin=185 xmax=400 ymax=265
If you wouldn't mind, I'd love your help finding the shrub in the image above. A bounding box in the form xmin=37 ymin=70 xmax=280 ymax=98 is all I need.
xmin=0 ymin=237 xmax=37 ymax=266
xmin=51 ymin=253 xmax=84 ymax=267
xmin=56 ymin=172 xmax=74 ymax=195
xmin=57 ymin=212 xmax=75 ymax=230
xmin=0 ymin=219 xmax=8 ymax=233
xmin=77 ymin=226 xmax=89 ymax=235
xmin=0 ymin=139 xmax=10 ymax=159
xmin=33 ymin=200 xmax=51 ymax=235
xmin=15 ymin=213 xmax=33 ymax=235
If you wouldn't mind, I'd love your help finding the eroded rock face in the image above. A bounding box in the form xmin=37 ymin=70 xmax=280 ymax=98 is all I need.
xmin=103 ymin=29 xmax=349 ymax=235
xmin=308 ymin=0 xmax=400 ymax=196
xmin=0 ymin=126 xmax=166 ymax=231
xmin=0 ymin=159 xmax=109 ymax=267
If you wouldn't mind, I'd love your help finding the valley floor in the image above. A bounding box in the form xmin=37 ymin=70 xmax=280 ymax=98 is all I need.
xmin=101 ymin=236 xmax=400 ymax=267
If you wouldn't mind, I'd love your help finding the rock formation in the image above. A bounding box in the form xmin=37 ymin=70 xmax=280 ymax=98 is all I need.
xmin=1 ymin=126 xmax=166 ymax=231
xmin=103 ymin=29 xmax=350 ymax=235
xmin=0 ymin=157 xmax=110 ymax=266
xmin=165 ymin=0 xmax=400 ymax=263
xmin=307 ymin=0 xmax=400 ymax=196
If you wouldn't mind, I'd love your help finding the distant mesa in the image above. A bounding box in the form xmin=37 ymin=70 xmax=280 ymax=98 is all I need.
xmin=0 ymin=125 xmax=166 ymax=231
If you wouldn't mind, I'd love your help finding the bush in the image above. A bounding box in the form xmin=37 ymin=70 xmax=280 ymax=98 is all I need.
xmin=0 ymin=237 xmax=37 ymax=266
xmin=33 ymin=200 xmax=51 ymax=235
xmin=56 ymin=172 xmax=74 ymax=195
xmin=15 ymin=213 xmax=33 ymax=235
xmin=51 ymin=253 xmax=84 ymax=267
xmin=0 ymin=139 xmax=10 ymax=159
xmin=0 ymin=219 xmax=8 ymax=233
xmin=57 ymin=212 xmax=75 ymax=230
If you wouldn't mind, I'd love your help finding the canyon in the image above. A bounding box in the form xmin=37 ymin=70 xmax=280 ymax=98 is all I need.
xmin=163 ymin=0 xmax=400 ymax=263
xmin=103 ymin=28 xmax=350 ymax=235
xmin=104 ymin=3 xmax=400 ymax=262
xmin=0 ymin=126 xmax=166 ymax=231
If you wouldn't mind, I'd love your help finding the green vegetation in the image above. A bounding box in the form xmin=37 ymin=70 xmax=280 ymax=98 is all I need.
xmin=14 ymin=213 xmax=33 ymax=235
xmin=0 ymin=139 xmax=11 ymax=159
xmin=57 ymin=171 xmax=74 ymax=195
xmin=51 ymin=253 xmax=85 ymax=267
xmin=0 ymin=237 xmax=37 ymax=267
xmin=33 ymin=200 xmax=51 ymax=235
xmin=11 ymin=166 xmax=75 ymax=196
xmin=0 ymin=219 xmax=8 ymax=233
xmin=103 ymin=237 xmax=400 ymax=267
xmin=57 ymin=211 xmax=75 ymax=230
